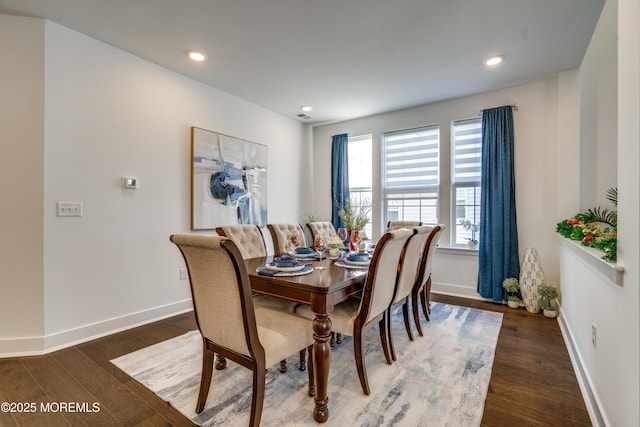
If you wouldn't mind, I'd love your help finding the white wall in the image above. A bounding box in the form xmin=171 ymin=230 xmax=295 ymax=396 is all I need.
xmin=0 ymin=16 xmax=312 ymax=355
xmin=0 ymin=15 xmax=45 ymax=352
xmin=557 ymin=0 xmax=640 ymax=425
xmin=313 ymin=78 xmax=563 ymax=298
xmin=579 ymin=0 xmax=619 ymax=211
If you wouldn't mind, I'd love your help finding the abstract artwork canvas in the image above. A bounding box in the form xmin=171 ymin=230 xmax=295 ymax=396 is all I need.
xmin=191 ymin=127 xmax=268 ymax=230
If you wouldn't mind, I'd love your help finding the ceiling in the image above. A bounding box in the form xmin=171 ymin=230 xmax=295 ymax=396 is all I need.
xmin=0 ymin=0 xmax=605 ymax=126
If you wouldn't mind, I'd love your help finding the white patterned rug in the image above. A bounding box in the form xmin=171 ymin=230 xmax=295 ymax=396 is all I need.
xmin=112 ymin=303 xmax=502 ymax=426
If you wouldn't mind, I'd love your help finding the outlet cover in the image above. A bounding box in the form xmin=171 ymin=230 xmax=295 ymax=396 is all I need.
xmin=180 ymin=268 xmax=188 ymax=280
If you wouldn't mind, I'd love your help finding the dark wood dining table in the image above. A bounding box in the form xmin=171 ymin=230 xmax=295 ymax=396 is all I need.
xmin=244 ymin=255 xmax=367 ymax=423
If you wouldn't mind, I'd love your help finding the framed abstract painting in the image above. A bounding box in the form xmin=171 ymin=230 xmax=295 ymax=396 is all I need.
xmin=191 ymin=127 xmax=268 ymax=230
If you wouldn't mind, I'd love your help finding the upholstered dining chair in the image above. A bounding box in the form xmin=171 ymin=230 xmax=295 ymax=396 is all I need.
xmin=266 ymin=223 xmax=308 ymax=257
xmin=215 ymin=224 xmax=267 ymax=259
xmin=306 ymin=221 xmax=338 ymax=242
xmin=411 ymin=225 xmax=443 ymax=336
xmin=216 ymin=223 xmax=303 ymax=372
xmin=386 ymin=220 xmax=423 ymax=231
xmin=169 ymin=234 xmax=315 ymax=426
xmin=386 ymin=226 xmax=433 ymax=361
xmin=295 ymin=228 xmax=415 ymax=395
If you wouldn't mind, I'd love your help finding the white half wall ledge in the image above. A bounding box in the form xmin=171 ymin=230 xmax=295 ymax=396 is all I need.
xmin=556 ymin=233 xmax=624 ymax=285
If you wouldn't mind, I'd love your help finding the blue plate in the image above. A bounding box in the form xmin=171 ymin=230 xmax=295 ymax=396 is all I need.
xmin=347 ymin=253 xmax=370 ymax=262
xmin=295 ymin=247 xmax=313 ymax=254
xmin=274 ymin=256 xmax=299 ymax=267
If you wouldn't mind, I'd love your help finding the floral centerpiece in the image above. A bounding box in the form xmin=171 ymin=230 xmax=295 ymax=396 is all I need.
xmin=336 ymin=198 xmax=372 ymax=231
xmin=556 ymin=187 xmax=617 ymax=262
xmin=336 ymin=197 xmax=372 ymax=251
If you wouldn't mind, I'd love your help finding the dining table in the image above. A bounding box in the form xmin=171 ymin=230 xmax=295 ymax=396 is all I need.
xmin=244 ymin=254 xmax=367 ymax=423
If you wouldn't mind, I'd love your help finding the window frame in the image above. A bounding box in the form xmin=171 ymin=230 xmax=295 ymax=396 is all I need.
xmin=381 ymin=124 xmax=441 ymax=229
xmin=347 ymin=134 xmax=373 ymax=239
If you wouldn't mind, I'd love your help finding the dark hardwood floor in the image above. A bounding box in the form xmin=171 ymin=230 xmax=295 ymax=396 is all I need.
xmin=0 ymin=294 xmax=590 ymax=426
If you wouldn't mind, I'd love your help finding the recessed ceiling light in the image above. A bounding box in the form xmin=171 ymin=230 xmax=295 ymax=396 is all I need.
xmin=301 ymin=105 xmax=312 ymax=112
xmin=484 ymin=55 xmax=503 ymax=66
xmin=187 ymin=50 xmax=207 ymax=61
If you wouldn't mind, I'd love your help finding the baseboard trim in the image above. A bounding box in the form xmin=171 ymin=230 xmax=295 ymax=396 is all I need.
xmin=0 ymin=299 xmax=193 ymax=358
xmin=557 ymin=308 xmax=608 ymax=427
xmin=431 ymin=281 xmax=487 ymax=301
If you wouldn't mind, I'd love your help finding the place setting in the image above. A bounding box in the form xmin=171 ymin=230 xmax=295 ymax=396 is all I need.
xmin=256 ymin=254 xmax=313 ymax=277
xmin=287 ymin=232 xmax=327 ymax=261
xmin=334 ymin=251 xmax=371 ymax=269
xmin=331 ymin=227 xmax=372 ymax=269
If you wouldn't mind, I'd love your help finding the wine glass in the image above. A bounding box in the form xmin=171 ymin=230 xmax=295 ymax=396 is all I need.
xmin=336 ymin=228 xmax=348 ymax=260
xmin=313 ymin=232 xmax=328 ymax=270
xmin=349 ymin=230 xmax=360 ymax=253
xmin=287 ymin=232 xmax=299 ymax=254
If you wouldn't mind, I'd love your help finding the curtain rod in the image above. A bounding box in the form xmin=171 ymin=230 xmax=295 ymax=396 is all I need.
xmin=479 ymin=104 xmax=518 ymax=114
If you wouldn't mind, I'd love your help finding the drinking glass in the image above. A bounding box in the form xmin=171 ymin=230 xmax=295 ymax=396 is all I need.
xmin=287 ymin=232 xmax=299 ymax=254
xmin=337 ymin=227 xmax=347 ymax=242
xmin=313 ymin=232 xmax=328 ymax=270
xmin=349 ymin=230 xmax=360 ymax=253
xmin=336 ymin=228 xmax=348 ymax=260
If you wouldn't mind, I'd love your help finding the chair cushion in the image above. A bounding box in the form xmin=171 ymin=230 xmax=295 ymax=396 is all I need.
xmin=255 ymin=308 xmax=315 ymax=367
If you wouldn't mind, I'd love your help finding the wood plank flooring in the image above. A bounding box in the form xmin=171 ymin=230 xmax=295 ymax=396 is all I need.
xmin=0 ymin=294 xmax=590 ymax=426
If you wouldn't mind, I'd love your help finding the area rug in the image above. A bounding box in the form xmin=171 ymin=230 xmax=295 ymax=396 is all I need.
xmin=111 ymin=303 xmax=502 ymax=426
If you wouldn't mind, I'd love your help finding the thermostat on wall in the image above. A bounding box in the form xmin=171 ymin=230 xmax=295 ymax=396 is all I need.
xmin=121 ymin=176 xmax=138 ymax=189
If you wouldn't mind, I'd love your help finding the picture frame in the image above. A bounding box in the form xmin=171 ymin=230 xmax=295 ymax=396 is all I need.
xmin=191 ymin=127 xmax=268 ymax=230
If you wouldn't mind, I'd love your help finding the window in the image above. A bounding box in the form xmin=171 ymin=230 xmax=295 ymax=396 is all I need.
xmin=348 ymin=134 xmax=373 ymax=238
xmin=452 ymin=117 xmax=482 ymax=246
xmin=382 ymin=125 xmax=440 ymax=227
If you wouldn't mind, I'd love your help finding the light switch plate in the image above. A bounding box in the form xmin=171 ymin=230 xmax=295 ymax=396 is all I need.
xmin=57 ymin=202 xmax=83 ymax=217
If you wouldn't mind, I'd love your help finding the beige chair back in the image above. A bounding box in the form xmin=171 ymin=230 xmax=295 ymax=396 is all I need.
xmin=386 ymin=220 xmax=423 ymax=231
xmin=306 ymin=221 xmax=338 ymax=241
xmin=267 ymin=223 xmax=307 ymax=256
xmin=415 ymin=225 xmax=444 ymax=291
xmin=216 ymin=224 xmax=267 ymax=259
xmin=169 ymin=234 xmax=260 ymax=358
xmin=358 ymin=228 xmax=415 ymax=325
xmin=392 ymin=226 xmax=434 ymax=305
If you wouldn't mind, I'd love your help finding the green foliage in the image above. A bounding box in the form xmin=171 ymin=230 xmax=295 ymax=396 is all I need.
xmin=556 ymin=220 xmax=586 ymax=241
xmin=539 ymin=284 xmax=558 ymax=310
xmin=605 ymin=187 xmax=618 ymax=207
xmin=336 ymin=198 xmax=372 ymax=231
xmin=556 ymin=187 xmax=618 ymax=262
xmin=502 ymin=277 xmax=519 ymax=293
xmin=575 ymin=207 xmax=617 ymax=228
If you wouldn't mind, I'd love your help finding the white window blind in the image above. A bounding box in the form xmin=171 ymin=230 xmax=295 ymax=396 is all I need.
xmin=452 ymin=117 xmax=482 ymax=184
xmin=452 ymin=117 xmax=482 ymax=246
xmin=382 ymin=125 xmax=440 ymax=225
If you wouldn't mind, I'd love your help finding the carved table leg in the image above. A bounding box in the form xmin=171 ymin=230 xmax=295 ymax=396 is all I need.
xmin=313 ymin=312 xmax=331 ymax=422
